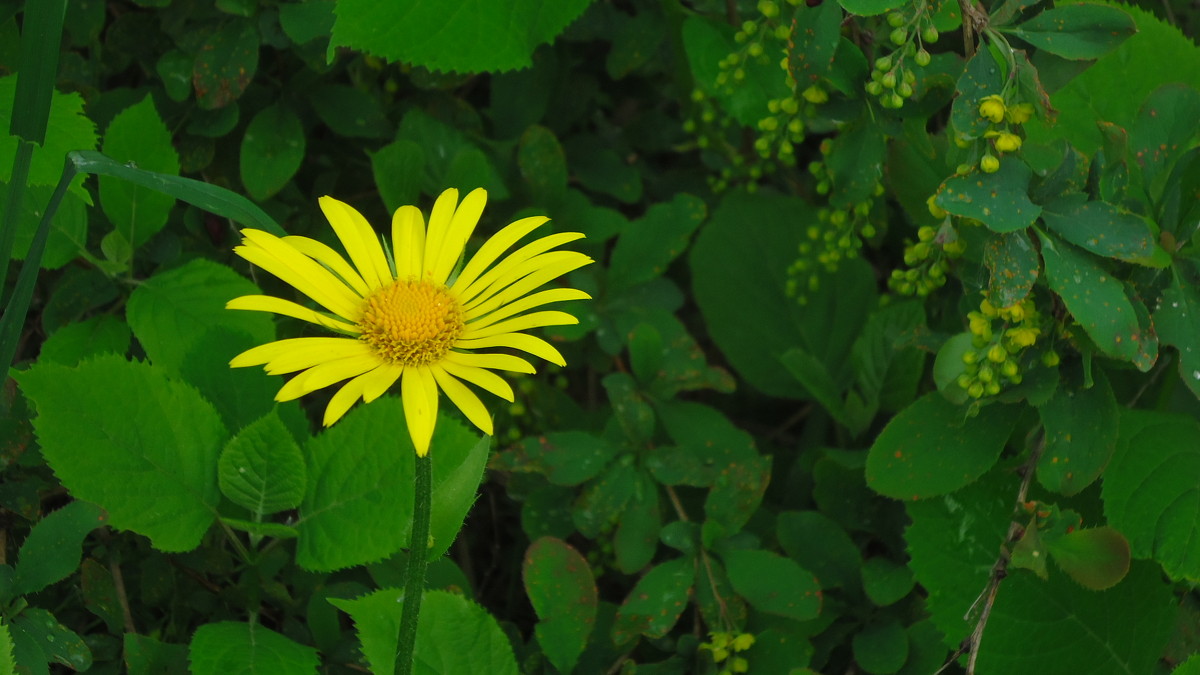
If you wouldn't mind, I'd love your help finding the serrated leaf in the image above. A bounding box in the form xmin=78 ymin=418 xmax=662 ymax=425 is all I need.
xmin=11 ymin=501 xmax=105 ymax=596
xmin=934 ymin=160 xmax=1042 ymax=233
xmin=192 ymin=20 xmax=259 ymax=109
xmin=13 ymin=608 xmax=91 ymax=672
xmin=523 ymin=537 xmax=597 ymax=674
xmin=240 ymin=104 xmax=305 ymax=201
xmin=126 ymin=258 xmax=275 ymax=373
xmin=189 ymin=621 xmax=317 ymax=675
xmin=124 ymin=634 xmax=190 ymax=675
xmin=983 ymin=230 xmax=1039 ymax=308
xmin=0 ymin=620 xmax=14 ymax=675
xmin=330 ymin=0 xmax=592 ymax=73
xmin=179 ymin=328 xmax=280 ymax=433
xmin=16 ymin=355 xmax=223 ymax=552
xmin=1131 ymin=84 xmax=1200 ymax=196
xmin=866 ymin=392 xmax=1017 ymax=500
xmin=1104 ymin=410 xmax=1200 ymax=580
xmin=0 ymin=74 xmax=97 ymax=202
xmin=1041 ymin=199 xmax=1165 ymax=266
xmin=99 ymin=95 xmax=181 ymax=248
xmin=826 ymin=114 xmax=885 ymax=209
xmin=613 ymin=557 xmax=694 ymax=645
xmin=296 ymin=399 xmax=485 ymax=571
xmin=4 ymin=183 xmax=88 ymax=270
xmin=218 ymin=412 xmax=306 ymax=517
xmin=1038 ymin=232 xmax=1157 ymax=370
xmin=1004 ymin=4 xmax=1136 ymax=60
xmin=1046 ymin=526 xmax=1131 ymax=590
xmin=608 ymin=193 xmax=706 ymax=293
xmin=1036 ymin=370 xmax=1118 ymax=495
xmin=725 ymin=549 xmax=822 ymax=621
xmin=37 ymin=315 xmax=130 ymax=366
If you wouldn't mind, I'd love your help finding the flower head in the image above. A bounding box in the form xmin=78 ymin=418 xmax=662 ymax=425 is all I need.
xmin=978 ymin=95 xmax=1006 ymax=124
xmin=227 ymin=188 xmax=592 ymax=456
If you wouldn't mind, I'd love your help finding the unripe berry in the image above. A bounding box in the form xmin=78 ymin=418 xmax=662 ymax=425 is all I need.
xmin=993 ymin=132 xmax=1022 ymax=153
xmin=980 ymin=154 xmax=1001 ymax=173
xmin=985 ymin=381 xmax=1002 ymax=396
xmin=881 ymin=72 xmax=897 ymax=89
xmin=1001 ymin=360 xmax=1020 ymax=378
xmin=1042 ymin=350 xmax=1061 ymax=367
xmin=781 ymin=97 xmax=800 ymax=114
xmin=875 ymin=56 xmax=893 ymax=71
xmin=866 ymin=81 xmax=884 ymax=96
xmin=890 ymin=27 xmax=908 ymax=45
xmin=968 ymin=381 xmax=985 ymax=398
xmin=956 ymin=373 xmax=973 ymax=389
xmin=887 ymin=11 xmax=906 ymax=27
xmin=988 ymin=344 xmax=1007 ymax=363
xmin=898 ymin=82 xmax=914 ymax=98
xmin=748 ymin=42 xmax=764 ymax=57
xmin=887 ymin=92 xmax=904 ymax=108
xmin=758 ymin=0 xmax=779 ymax=18
xmin=922 ymin=25 xmax=939 ymax=43
xmin=775 ymin=25 xmax=792 ymax=40
xmin=914 ymin=48 xmax=932 ymax=66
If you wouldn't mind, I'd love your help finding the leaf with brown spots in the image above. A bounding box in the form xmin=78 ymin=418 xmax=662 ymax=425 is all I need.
xmin=612 ymin=557 xmax=694 ymax=646
xmin=1131 ymin=84 xmax=1200 ymax=195
xmin=1036 ymin=369 xmax=1118 ymax=495
xmin=1002 ymin=4 xmax=1136 ymax=60
xmin=524 ymin=537 xmax=597 ymax=674
xmin=934 ymin=159 xmax=1041 ymax=233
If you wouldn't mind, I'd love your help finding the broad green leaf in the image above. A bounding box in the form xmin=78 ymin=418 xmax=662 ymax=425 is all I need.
xmin=934 ymin=160 xmax=1042 ymax=233
xmin=1104 ymin=410 xmax=1200 ymax=580
xmin=983 ymin=230 xmax=1039 ymax=308
xmin=370 ymin=139 xmax=425 ymax=213
xmin=1045 ymin=526 xmax=1131 ymax=590
xmin=826 ymin=115 xmax=885 ymax=209
xmin=1131 ymin=84 xmax=1200 ymax=195
xmin=11 ymin=501 xmax=105 ymax=596
xmin=218 ymin=517 xmax=298 ymax=540
xmin=156 ymin=50 xmax=194 ymax=102
xmin=306 ymin=84 xmax=391 ymax=139
xmin=278 ymin=0 xmax=335 ymax=45
xmin=7 ymin=620 xmax=47 ymax=675
xmin=1041 ymin=199 xmax=1166 ymax=266
xmin=866 ymin=392 xmax=1017 ymax=500
xmin=179 ymin=328 xmax=281 ymax=433
xmin=4 ymin=183 xmax=87 ymax=269
xmin=572 ymin=462 xmax=637 ymax=538
xmin=1173 ymin=654 xmax=1200 ymax=675
xmin=781 ymin=348 xmax=851 ymax=429
xmin=492 ymin=431 xmax=619 ymax=486
xmin=601 ymin=372 xmax=654 ymax=443
xmin=296 ymin=399 xmax=485 ymax=570
xmin=681 ymin=16 xmax=791 ymax=127
xmin=790 ymin=0 xmax=848 ymax=85
xmin=612 ymin=557 xmax=694 ymax=645
xmin=0 ymin=75 xmax=97 ymax=202
xmin=192 ymin=20 xmax=259 ymax=109
xmin=331 ymin=590 xmax=519 ymax=675
xmin=240 ymin=104 xmax=305 ymax=201
xmin=1004 ymin=4 xmax=1135 ymax=60
xmin=126 ymin=258 xmax=275 ymax=373
xmin=124 ymin=634 xmax=189 ymax=675
xmin=16 ymin=355 xmax=224 ymax=552
xmin=1036 ymin=370 xmax=1118 ymax=495
xmin=896 ymin=620 xmax=949 ymax=675
xmin=628 ymin=322 xmax=664 ymax=387
xmin=1156 ymin=266 xmax=1200 ymax=398
xmin=99 ymin=95 xmax=180 ymax=249
xmin=13 ymin=608 xmax=91 ymax=672
xmin=37 ymin=315 xmax=129 ymax=366
xmin=562 ymin=136 xmax=642 ymax=204
xmin=614 ymin=470 xmax=660 ymax=573
xmin=0 ymin=621 xmax=13 ymax=675
xmin=777 ymin=511 xmax=862 ymax=591
xmin=396 ymin=109 xmax=508 ymax=198
xmin=188 ymin=621 xmax=317 ymax=675
xmin=850 ymin=299 xmax=926 ymax=416
xmin=838 ymin=0 xmax=905 ymax=16
xmin=861 ymin=557 xmax=914 ymax=607
xmin=605 ymin=8 xmax=663 ymax=79
xmin=330 ymin=0 xmax=592 ymax=73
xmin=80 ymin=558 xmax=122 ymax=632
xmin=949 ymin=49 xmax=1005 ymax=140
xmin=1038 ymin=232 xmax=1157 ymax=370
xmin=520 ymin=485 xmax=576 ymax=540
xmin=523 ymin=537 xmax=597 ymax=674
xmin=724 ymin=549 xmax=822 ymax=621
xmin=217 ymin=412 xmax=306 ymax=517
xmin=517 ymin=124 xmax=567 ymax=206
xmin=608 ymin=193 xmax=706 ymax=293
xmin=852 ymin=618 xmax=908 ymax=675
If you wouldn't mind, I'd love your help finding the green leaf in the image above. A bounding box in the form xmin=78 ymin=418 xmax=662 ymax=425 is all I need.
xmin=934 ymin=160 xmax=1042 ymax=233
xmin=188 ymin=621 xmax=317 ymax=675
xmin=330 ymin=0 xmax=593 ymax=73
xmin=192 ymin=20 xmax=259 ymax=109
xmin=608 ymin=193 xmax=706 ymax=293
xmin=240 ymin=104 xmax=305 ymax=201
xmin=370 ymin=139 xmax=425 ymax=213
xmin=9 ymin=0 xmax=66 ymax=144
xmin=331 ymin=590 xmax=518 ymax=675
xmin=1172 ymin=654 xmax=1200 ymax=675
xmin=218 ymin=517 xmax=298 ymax=540
xmin=613 ymin=557 xmax=694 ymax=645
xmin=826 ymin=115 xmax=886 ymax=209
xmin=396 ymin=109 xmax=508 ymax=198
xmin=602 ymin=372 xmax=654 ymax=444
xmin=16 ymin=355 xmax=224 ymax=552
xmin=1038 ymin=232 xmax=1157 ymax=370
xmin=156 ymin=50 xmax=194 ymax=102
xmin=1131 ymin=84 xmax=1200 ymax=196
xmin=523 ymin=537 xmax=597 ymax=674
xmin=0 ymin=74 xmax=97 ymax=202
xmin=852 ymin=618 xmax=908 ymax=675
xmin=724 ymin=549 xmax=822 ymax=621
xmin=217 ymin=412 xmax=306 ymax=517
xmin=296 ymin=399 xmax=485 ymax=570
xmin=0 ymin=621 xmax=14 ymax=675
xmin=1045 ymin=526 xmax=1131 ymax=591
xmin=306 ymin=84 xmax=391 ymax=139
xmin=179 ymin=328 xmax=281 ymax=433
xmin=861 ymin=557 xmax=914 ymax=607
xmin=605 ymin=9 xmax=663 ymax=79
xmin=789 ymin=0 xmax=848 ymax=87
xmin=983 ymin=230 xmax=1040 ymax=309
xmin=13 ymin=608 xmax=91 ymax=672
xmin=1004 ymin=4 xmax=1136 ymax=60
xmin=837 ymin=0 xmax=904 ymax=17
xmin=98 ymin=95 xmax=181 ymax=248
xmin=614 ymin=470 xmax=660 ymax=573
xmin=777 ymin=511 xmax=862 ymax=591
xmin=3 ymin=183 xmax=88 ymax=269
xmin=1103 ymin=410 xmax=1200 ymax=580
xmin=781 ymin=348 xmax=852 ymax=429
xmin=562 ymin=137 xmax=642 ymax=204
xmin=279 ymin=0 xmax=335 ymax=45
xmin=125 ymin=258 xmax=275 ymax=373
xmin=492 ymin=431 xmax=618 ymax=486
xmin=517 ymin=124 xmax=568 ymax=206
xmin=572 ymin=462 xmax=637 ymax=538
xmin=1156 ymin=266 xmax=1200 ymax=398
xmin=950 ymin=49 xmax=1005 ymax=141
xmin=124 ymin=634 xmax=189 ymax=675
xmin=866 ymin=392 xmax=1017 ymax=500
xmin=37 ymin=315 xmax=129 ymax=366
xmin=11 ymin=501 xmax=105 ymax=596
xmin=1036 ymin=370 xmax=1118 ymax=495
xmin=681 ymin=16 xmax=791 ymax=127
xmin=1041 ymin=199 xmax=1166 ymax=266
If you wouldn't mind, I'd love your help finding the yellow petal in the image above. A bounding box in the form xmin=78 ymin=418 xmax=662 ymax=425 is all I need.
xmin=262 ymin=339 xmax=372 ymax=375
xmin=402 ymin=366 xmax=439 ymax=456
xmin=457 ymin=236 xmax=587 ymax=307
xmin=451 ymin=216 xmax=549 ymax=295
xmin=460 ymin=310 xmax=579 ymax=341
xmin=226 ymin=295 xmax=360 ymax=333
xmin=438 ymin=359 xmax=514 ymax=401
xmin=421 ymin=189 xmax=460 ymax=278
xmin=323 ymin=371 xmax=374 ymax=426
xmin=275 ymin=353 xmax=380 ymax=401
xmin=283 ymin=235 xmax=370 ymax=297
xmin=391 ymin=205 xmax=426 ymax=280
xmin=237 ymin=231 xmax=363 ymax=319
xmin=453 ymin=333 xmax=566 ymax=366
xmin=444 ymin=350 xmax=535 ymax=373
xmin=429 ymin=188 xmax=486 ymax=285
xmin=430 ymin=366 xmax=494 ymax=436
xmin=318 ymin=196 xmax=394 ymax=290
xmin=464 ymin=252 xmax=592 ymax=313
xmin=465 ymin=286 xmax=591 ymax=326
xmin=229 ymin=336 xmax=362 ymax=369
xmin=361 ymin=362 xmax=404 ymax=402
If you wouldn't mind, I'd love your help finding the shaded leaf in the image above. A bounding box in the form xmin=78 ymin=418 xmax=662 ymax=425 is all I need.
xmin=724 ymin=549 xmax=822 ymax=621
xmin=1041 ymin=199 xmax=1167 ymax=267
xmin=1046 ymin=526 xmax=1131 ymax=591
xmin=1004 ymin=4 xmax=1136 ymax=60
xmin=613 ymin=558 xmax=694 ymax=645
xmin=523 ymin=537 xmax=597 ymax=674
xmin=983 ymin=230 xmax=1039 ymax=308
xmin=1036 ymin=370 xmax=1118 ymax=495
xmin=189 ymin=621 xmax=317 ymax=675
xmin=934 ymin=159 xmax=1042 ymax=233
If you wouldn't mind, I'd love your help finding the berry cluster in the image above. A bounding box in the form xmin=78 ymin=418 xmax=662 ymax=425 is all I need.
xmin=974 ymin=94 xmax=1034 ymax=173
xmin=700 ymin=632 xmax=756 ymax=674
xmin=864 ymin=7 xmax=939 ymax=108
xmin=887 ymin=220 xmax=966 ymax=296
xmin=956 ymin=296 xmax=1056 ymax=399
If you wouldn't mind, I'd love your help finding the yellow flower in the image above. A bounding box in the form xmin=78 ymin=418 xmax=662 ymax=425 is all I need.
xmin=991 ymin=131 xmax=1022 ymax=153
xmin=227 ymin=188 xmax=592 ymax=456
xmin=978 ymin=95 xmax=1006 ymax=124
xmin=980 ymin=154 xmax=1000 ymax=173
xmin=1007 ymin=102 xmax=1035 ymax=125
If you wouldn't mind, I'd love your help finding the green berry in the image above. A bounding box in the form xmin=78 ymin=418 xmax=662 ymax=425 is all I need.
xmin=922 ymin=25 xmax=940 ymax=43
xmin=875 ymin=56 xmax=893 ymax=71
xmin=881 ymin=72 xmax=897 ymax=89
xmin=890 ymin=27 xmax=908 ymax=45
xmin=914 ymin=48 xmax=932 ymax=67
xmin=887 ymin=11 xmax=906 ymax=27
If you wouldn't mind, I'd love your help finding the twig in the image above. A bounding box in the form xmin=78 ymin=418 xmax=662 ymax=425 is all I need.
xmin=109 ymin=557 xmax=137 ymax=634
xmin=956 ymin=0 xmax=991 ymax=57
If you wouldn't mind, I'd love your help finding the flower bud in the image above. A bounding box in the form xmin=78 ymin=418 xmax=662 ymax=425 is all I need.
xmin=978 ymin=94 xmax=1006 ymax=124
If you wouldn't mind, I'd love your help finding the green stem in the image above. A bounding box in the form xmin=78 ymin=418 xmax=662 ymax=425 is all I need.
xmin=395 ymin=453 xmax=432 ymax=675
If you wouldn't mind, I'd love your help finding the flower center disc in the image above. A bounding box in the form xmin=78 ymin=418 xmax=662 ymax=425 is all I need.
xmin=358 ymin=279 xmax=464 ymax=366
